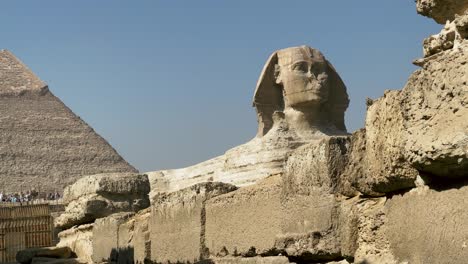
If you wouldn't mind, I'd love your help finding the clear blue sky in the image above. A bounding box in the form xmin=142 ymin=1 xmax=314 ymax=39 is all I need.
xmin=1 ymin=1 xmax=440 ymax=172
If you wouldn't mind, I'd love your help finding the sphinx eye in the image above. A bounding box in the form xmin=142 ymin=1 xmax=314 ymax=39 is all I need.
xmin=310 ymin=63 xmax=325 ymax=76
xmin=292 ymin=62 xmax=308 ymax=73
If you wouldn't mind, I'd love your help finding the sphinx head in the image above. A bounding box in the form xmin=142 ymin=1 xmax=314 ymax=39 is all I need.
xmin=253 ymin=46 xmax=349 ymax=136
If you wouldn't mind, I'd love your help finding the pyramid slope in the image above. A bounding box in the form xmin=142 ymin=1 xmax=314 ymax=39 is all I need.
xmin=0 ymin=50 xmax=46 ymax=96
xmin=0 ymin=51 xmax=137 ymax=193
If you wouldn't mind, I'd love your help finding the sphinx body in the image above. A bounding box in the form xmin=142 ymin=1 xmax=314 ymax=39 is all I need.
xmin=147 ymin=46 xmax=349 ymax=197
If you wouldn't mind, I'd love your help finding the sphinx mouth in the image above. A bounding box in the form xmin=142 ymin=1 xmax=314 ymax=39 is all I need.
xmin=284 ymin=86 xmax=326 ymax=96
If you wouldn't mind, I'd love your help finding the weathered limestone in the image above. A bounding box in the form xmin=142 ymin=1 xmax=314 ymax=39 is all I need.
xmin=91 ymin=212 xmax=134 ymax=263
xmin=422 ymin=11 xmax=468 ymax=58
xmin=117 ymin=209 xmax=151 ymax=264
xmin=404 ymin=43 xmax=468 ymax=177
xmin=150 ymin=182 xmax=237 ymax=263
xmin=342 ymin=41 xmax=468 ymax=196
xmin=16 ymin=246 xmax=72 ymax=264
xmin=385 ymin=182 xmax=468 ymax=264
xmin=147 ymin=46 xmax=349 ymax=199
xmin=212 ymin=256 xmax=291 ymax=264
xmin=55 ymin=173 xmax=150 ymax=229
xmin=0 ymin=50 xmax=137 ymax=194
xmin=205 ymin=174 xmax=355 ymax=262
xmin=283 ymin=136 xmax=354 ymax=196
xmin=57 ymin=224 xmax=94 ymax=264
xmin=416 ymin=0 xmax=468 ymax=24
xmin=31 ymin=257 xmax=86 ymax=264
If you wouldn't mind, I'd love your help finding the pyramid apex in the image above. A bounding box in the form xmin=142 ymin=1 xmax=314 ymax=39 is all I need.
xmin=0 ymin=50 xmax=47 ymax=96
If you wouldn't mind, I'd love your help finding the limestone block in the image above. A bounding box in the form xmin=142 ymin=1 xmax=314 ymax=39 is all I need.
xmin=416 ymin=0 xmax=468 ymax=24
xmin=16 ymin=246 xmax=72 ymax=264
xmin=31 ymin=257 xmax=86 ymax=264
xmin=352 ymin=198 xmax=398 ymax=264
xmin=402 ymin=44 xmax=468 ymax=177
xmin=423 ymin=21 xmax=457 ymax=57
xmin=385 ymin=183 xmax=468 ymax=264
xmin=117 ymin=209 xmax=151 ymax=264
xmin=55 ymin=173 xmax=150 ymax=229
xmin=362 ymin=91 xmax=419 ymax=194
xmin=212 ymin=256 xmax=291 ymax=264
xmin=283 ymin=136 xmax=353 ymax=196
xmin=150 ymin=182 xmax=237 ymax=264
xmin=57 ymin=224 xmax=94 ymax=264
xmin=205 ymin=175 xmax=350 ymax=262
xmin=63 ymin=173 xmax=150 ymax=203
xmin=91 ymin=212 xmax=134 ymax=263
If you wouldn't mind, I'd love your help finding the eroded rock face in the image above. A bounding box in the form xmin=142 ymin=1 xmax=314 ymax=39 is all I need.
xmin=416 ymin=0 xmax=468 ymax=24
xmin=150 ymin=182 xmax=237 ymax=264
xmin=205 ymin=174 xmax=355 ymax=262
xmin=57 ymin=224 xmax=94 ymax=264
xmin=91 ymin=212 xmax=135 ymax=264
xmin=403 ymin=44 xmax=468 ymax=177
xmin=385 ymin=182 xmax=468 ymax=264
xmin=55 ymin=173 xmax=150 ymax=229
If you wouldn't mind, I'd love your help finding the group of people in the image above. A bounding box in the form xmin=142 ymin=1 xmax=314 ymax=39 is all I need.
xmin=0 ymin=190 xmax=61 ymax=204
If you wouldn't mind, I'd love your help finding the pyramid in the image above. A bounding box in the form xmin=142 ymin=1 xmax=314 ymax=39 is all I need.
xmin=0 ymin=50 xmax=138 ymax=193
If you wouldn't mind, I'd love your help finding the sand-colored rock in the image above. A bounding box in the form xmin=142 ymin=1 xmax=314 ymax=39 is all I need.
xmin=416 ymin=0 xmax=468 ymax=24
xmin=16 ymin=246 xmax=72 ymax=264
xmin=283 ymin=136 xmax=353 ymax=196
xmin=385 ymin=182 xmax=468 ymax=264
xmin=62 ymin=172 xmax=150 ymax=203
xmin=150 ymin=182 xmax=237 ymax=264
xmin=403 ymin=43 xmax=468 ymax=177
xmin=55 ymin=173 xmax=150 ymax=229
xmin=147 ymin=46 xmax=349 ymax=199
xmin=57 ymin=224 xmax=94 ymax=264
xmin=342 ymin=42 xmax=468 ymax=196
xmin=91 ymin=212 xmax=134 ymax=263
xmin=212 ymin=256 xmax=292 ymax=264
xmin=31 ymin=257 xmax=86 ymax=264
xmin=205 ymin=175 xmax=354 ymax=262
xmin=117 ymin=209 xmax=151 ymax=264
xmin=0 ymin=50 xmax=137 ymax=194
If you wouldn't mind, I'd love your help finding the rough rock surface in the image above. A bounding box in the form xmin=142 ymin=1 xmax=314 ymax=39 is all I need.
xmin=417 ymin=0 xmax=468 ymax=24
xmin=150 ymin=182 xmax=237 ymax=264
xmin=283 ymin=136 xmax=353 ymax=196
xmin=57 ymin=224 xmax=94 ymax=264
xmin=16 ymin=246 xmax=72 ymax=264
xmin=403 ymin=43 xmax=468 ymax=177
xmin=385 ymin=183 xmax=468 ymax=264
xmin=116 ymin=208 xmax=151 ymax=264
xmin=0 ymin=50 xmax=137 ymax=193
xmin=212 ymin=256 xmax=291 ymax=264
xmin=55 ymin=173 xmax=150 ymax=229
xmin=342 ymin=42 xmax=468 ymax=196
xmin=205 ymin=174 xmax=355 ymax=262
xmin=31 ymin=257 xmax=86 ymax=264
xmin=91 ymin=212 xmax=135 ymax=263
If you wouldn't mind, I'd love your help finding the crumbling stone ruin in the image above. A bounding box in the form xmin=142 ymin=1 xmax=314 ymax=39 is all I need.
xmin=9 ymin=0 xmax=468 ymax=263
xmin=0 ymin=50 xmax=137 ymax=194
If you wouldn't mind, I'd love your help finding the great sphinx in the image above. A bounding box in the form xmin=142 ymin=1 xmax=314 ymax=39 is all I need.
xmin=147 ymin=45 xmax=349 ymax=196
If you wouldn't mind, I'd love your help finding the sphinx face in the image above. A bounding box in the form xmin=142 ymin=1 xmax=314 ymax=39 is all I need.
xmin=276 ymin=48 xmax=330 ymax=108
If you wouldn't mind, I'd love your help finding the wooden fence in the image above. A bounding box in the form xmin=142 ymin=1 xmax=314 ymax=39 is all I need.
xmin=0 ymin=204 xmax=54 ymax=263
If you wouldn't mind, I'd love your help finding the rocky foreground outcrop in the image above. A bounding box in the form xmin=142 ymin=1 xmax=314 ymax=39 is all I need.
xmin=20 ymin=2 xmax=468 ymax=264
